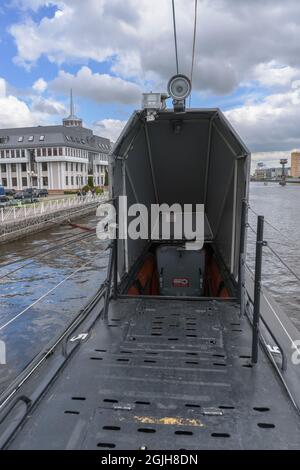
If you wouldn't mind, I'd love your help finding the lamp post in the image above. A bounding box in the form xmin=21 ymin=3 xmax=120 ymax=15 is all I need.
xmin=27 ymin=170 xmax=37 ymax=203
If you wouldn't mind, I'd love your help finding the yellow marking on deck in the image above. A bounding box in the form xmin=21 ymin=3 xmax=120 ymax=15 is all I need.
xmin=134 ymin=416 xmax=204 ymax=427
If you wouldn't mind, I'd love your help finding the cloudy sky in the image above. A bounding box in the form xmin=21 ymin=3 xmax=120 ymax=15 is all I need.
xmin=1 ymin=0 xmax=300 ymax=170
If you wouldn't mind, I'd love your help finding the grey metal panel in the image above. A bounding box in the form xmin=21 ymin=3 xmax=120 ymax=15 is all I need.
xmin=156 ymin=245 xmax=205 ymax=296
xmin=147 ymin=117 xmax=209 ymax=205
xmin=215 ymin=173 xmax=235 ymax=273
xmin=206 ymin=123 xmax=235 ymax=234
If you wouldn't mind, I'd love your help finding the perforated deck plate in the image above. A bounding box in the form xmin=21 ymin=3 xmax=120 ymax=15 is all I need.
xmin=8 ymin=299 xmax=300 ymax=450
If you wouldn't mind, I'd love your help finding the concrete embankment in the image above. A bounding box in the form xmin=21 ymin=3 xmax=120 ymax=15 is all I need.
xmin=0 ymin=198 xmax=106 ymax=245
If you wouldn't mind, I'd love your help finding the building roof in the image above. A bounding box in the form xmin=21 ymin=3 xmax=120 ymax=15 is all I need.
xmin=0 ymin=125 xmax=111 ymax=153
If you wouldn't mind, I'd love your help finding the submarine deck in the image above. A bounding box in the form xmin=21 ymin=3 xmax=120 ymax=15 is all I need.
xmin=6 ymin=298 xmax=300 ymax=450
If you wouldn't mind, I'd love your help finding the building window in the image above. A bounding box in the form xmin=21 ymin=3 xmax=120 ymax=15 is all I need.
xmin=71 ymin=163 xmax=73 ymax=171
xmin=48 ymin=148 xmax=52 ymax=157
xmin=28 ymin=136 xmax=34 ymax=142
xmin=42 ymin=148 xmax=47 ymax=157
xmin=11 ymin=164 xmax=17 ymax=173
xmin=76 ymin=163 xmax=78 ymax=172
xmin=39 ymin=136 xmax=45 ymax=141
xmin=22 ymin=177 xmax=27 ymax=187
xmin=12 ymin=177 xmax=17 ymax=187
xmin=37 ymin=148 xmax=41 ymax=157
xmin=1 ymin=164 xmax=6 ymax=172
xmin=16 ymin=150 xmax=20 ymax=158
xmin=42 ymin=162 xmax=48 ymax=172
xmin=11 ymin=150 xmax=15 ymax=158
xmin=65 ymin=162 xmax=68 ymax=171
xmin=5 ymin=150 xmax=9 ymax=158
xmin=0 ymin=150 xmax=4 ymax=158
xmin=43 ymin=177 xmax=48 ymax=187
xmin=53 ymin=148 xmax=57 ymax=156
xmin=71 ymin=176 xmax=74 ymax=185
xmin=66 ymin=176 xmax=69 ymax=186
xmin=0 ymin=136 xmax=9 ymax=144
xmin=59 ymin=148 xmax=63 ymax=156
xmin=21 ymin=163 xmax=27 ymax=172
xmin=21 ymin=150 xmax=25 ymax=158
xmin=18 ymin=136 xmax=24 ymax=142
xmin=2 ymin=177 xmax=7 ymax=187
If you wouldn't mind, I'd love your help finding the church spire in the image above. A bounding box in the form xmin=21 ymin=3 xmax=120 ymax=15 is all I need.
xmin=70 ymin=88 xmax=75 ymax=117
xmin=63 ymin=89 xmax=83 ymax=128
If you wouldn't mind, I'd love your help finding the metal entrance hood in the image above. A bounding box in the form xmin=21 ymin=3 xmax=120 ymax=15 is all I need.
xmin=111 ymin=108 xmax=251 ymax=280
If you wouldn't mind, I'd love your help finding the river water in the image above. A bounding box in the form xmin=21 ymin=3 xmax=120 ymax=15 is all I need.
xmin=0 ymin=214 xmax=109 ymax=392
xmin=248 ymin=182 xmax=300 ymax=329
xmin=0 ymin=182 xmax=300 ymax=392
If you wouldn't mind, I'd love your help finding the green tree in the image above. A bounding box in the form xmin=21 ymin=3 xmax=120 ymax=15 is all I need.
xmin=88 ymin=176 xmax=94 ymax=188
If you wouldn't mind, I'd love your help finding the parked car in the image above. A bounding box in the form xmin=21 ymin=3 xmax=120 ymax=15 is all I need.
xmin=14 ymin=191 xmax=26 ymax=200
xmin=35 ymin=189 xmax=49 ymax=198
xmin=5 ymin=189 xmax=16 ymax=197
xmin=15 ymin=191 xmax=31 ymax=199
xmin=0 ymin=197 xmax=9 ymax=208
xmin=0 ymin=195 xmax=10 ymax=207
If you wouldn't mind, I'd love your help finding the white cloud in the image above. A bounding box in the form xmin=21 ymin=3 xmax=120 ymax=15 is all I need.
xmin=93 ymin=119 xmax=126 ymax=142
xmin=7 ymin=0 xmax=300 ymax=153
xmin=0 ymin=78 xmax=37 ymax=128
xmin=51 ymin=66 xmax=141 ymax=105
xmin=32 ymin=96 xmax=66 ymax=114
xmin=252 ymin=61 xmax=300 ymax=88
xmin=9 ymin=0 xmax=300 ymax=94
xmin=0 ymin=77 xmax=69 ymax=128
xmin=33 ymin=77 xmax=48 ymax=93
xmin=225 ymin=80 xmax=300 ymax=152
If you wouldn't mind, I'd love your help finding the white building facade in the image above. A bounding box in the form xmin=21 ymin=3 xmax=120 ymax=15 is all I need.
xmin=0 ymin=93 xmax=110 ymax=192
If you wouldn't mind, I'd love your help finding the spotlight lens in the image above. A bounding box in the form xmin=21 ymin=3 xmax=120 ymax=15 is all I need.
xmin=168 ymin=74 xmax=191 ymax=101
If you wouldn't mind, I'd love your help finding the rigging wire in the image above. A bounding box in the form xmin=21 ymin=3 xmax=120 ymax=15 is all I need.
xmin=189 ymin=0 xmax=198 ymax=107
xmin=246 ymin=223 xmax=300 ymax=284
xmin=0 ymin=259 xmax=97 ymax=332
xmin=265 ymin=243 xmax=300 ymax=284
xmin=171 ymin=0 xmax=179 ymax=74
xmin=248 ymin=205 xmax=296 ymax=241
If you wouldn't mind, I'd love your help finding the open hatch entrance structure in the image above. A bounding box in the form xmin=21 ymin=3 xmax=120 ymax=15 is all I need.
xmin=111 ymin=109 xmax=250 ymax=299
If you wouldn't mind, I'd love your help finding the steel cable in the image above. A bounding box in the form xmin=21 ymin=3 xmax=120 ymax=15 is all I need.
xmin=0 ymin=258 xmax=100 ymax=332
xmin=246 ymin=223 xmax=300 ymax=284
xmin=265 ymin=243 xmax=300 ymax=284
xmin=171 ymin=0 xmax=179 ymax=74
xmin=189 ymin=0 xmax=198 ymax=107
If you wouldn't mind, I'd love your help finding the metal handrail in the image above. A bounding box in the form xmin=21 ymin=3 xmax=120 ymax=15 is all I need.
xmin=0 ymin=193 xmax=108 ymax=224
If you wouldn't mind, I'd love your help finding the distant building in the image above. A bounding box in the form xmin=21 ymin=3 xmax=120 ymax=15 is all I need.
xmin=0 ymin=91 xmax=110 ymax=193
xmin=254 ymin=167 xmax=290 ymax=180
xmin=291 ymin=151 xmax=300 ymax=178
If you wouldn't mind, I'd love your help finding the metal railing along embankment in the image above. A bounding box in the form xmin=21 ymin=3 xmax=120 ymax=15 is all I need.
xmin=0 ymin=193 xmax=108 ymax=224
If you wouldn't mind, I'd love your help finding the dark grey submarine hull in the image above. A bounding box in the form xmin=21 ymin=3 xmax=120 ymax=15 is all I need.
xmin=1 ymin=99 xmax=300 ymax=450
